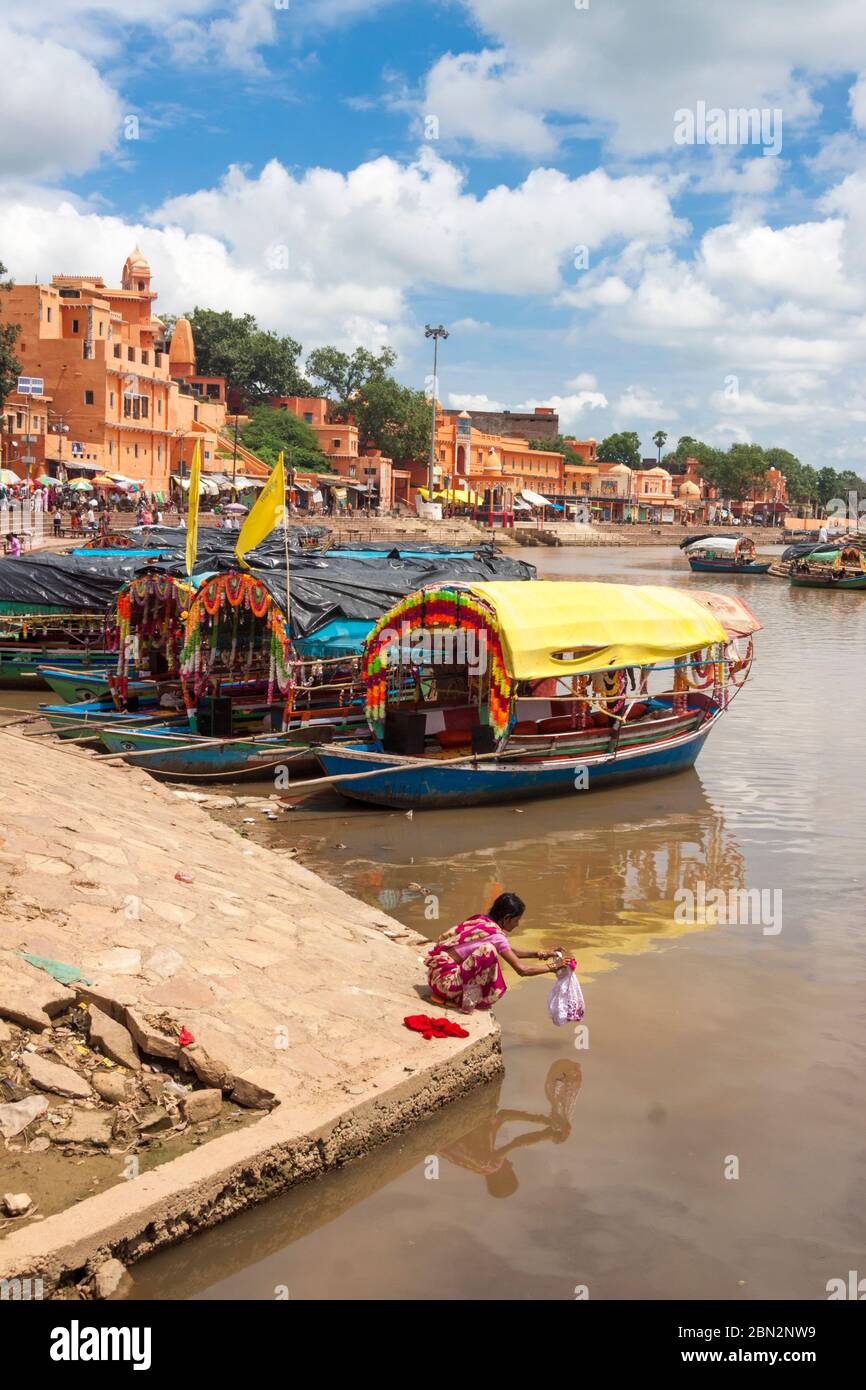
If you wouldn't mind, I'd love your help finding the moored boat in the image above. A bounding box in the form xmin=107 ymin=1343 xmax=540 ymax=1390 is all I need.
xmin=789 ymin=543 xmax=866 ymax=589
xmin=313 ymin=581 xmax=761 ymax=809
xmin=682 ymin=534 xmax=770 ymax=574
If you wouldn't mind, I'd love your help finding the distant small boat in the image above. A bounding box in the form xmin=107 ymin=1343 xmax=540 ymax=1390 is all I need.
xmin=790 ymin=544 xmax=866 ymax=589
xmin=683 ymin=535 xmax=770 ymax=574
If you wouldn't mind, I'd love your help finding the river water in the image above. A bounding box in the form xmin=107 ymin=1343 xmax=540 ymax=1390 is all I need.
xmin=24 ymin=545 xmax=866 ymax=1301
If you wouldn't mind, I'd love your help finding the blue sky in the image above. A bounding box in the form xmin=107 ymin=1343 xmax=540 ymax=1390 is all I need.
xmin=5 ymin=1 xmax=866 ymax=467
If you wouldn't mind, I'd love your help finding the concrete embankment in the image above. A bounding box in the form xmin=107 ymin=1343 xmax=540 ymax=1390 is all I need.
xmin=0 ymin=729 xmax=500 ymax=1294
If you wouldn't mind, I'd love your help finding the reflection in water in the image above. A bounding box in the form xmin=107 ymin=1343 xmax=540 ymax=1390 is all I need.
xmin=319 ymin=774 xmax=747 ymax=979
xmin=441 ymin=1060 xmax=582 ymax=1198
xmin=108 ymin=546 xmax=866 ymax=1301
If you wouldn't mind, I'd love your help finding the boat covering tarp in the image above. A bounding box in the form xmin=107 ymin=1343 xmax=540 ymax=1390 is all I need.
xmin=463 ymin=581 xmax=729 ymax=678
xmin=683 ymin=535 xmax=740 ymax=553
xmin=685 ymin=591 xmax=763 ymax=638
xmin=0 ymin=536 xmax=534 ymax=629
xmin=0 ymin=551 xmax=178 ymax=612
xmin=679 ymin=532 xmax=738 ymax=550
xmin=245 ymin=553 xmax=536 ymax=640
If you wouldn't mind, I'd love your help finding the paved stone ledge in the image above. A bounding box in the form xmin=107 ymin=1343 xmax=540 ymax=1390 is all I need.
xmin=0 ymin=729 xmax=501 ymax=1291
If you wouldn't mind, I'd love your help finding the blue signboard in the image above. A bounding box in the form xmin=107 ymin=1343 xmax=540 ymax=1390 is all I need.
xmin=16 ymin=376 xmax=44 ymax=396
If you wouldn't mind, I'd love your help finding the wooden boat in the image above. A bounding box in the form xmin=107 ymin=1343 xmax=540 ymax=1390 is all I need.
xmin=97 ymin=716 xmax=356 ymax=780
xmin=0 ymin=612 xmax=115 ymax=687
xmin=39 ymin=665 xmax=151 ymax=704
xmin=313 ymin=581 xmax=761 ymax=809
xmin=683 ymin=535 xmax=770 ymax=574
xmin=40 ymin=699 xmax=187 ymax=741
xmin=0 ymin=647 xmax=115 ymax=687
xmin=790 ymin=544 xmax=866 ymax=589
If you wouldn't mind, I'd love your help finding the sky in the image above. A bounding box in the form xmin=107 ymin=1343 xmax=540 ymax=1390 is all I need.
xmin=5 ymin=0 xmax=866 ymax=466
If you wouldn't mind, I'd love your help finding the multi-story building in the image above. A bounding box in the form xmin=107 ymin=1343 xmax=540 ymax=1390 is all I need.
xmin=0 ymin=253 xmax=228 ymax=492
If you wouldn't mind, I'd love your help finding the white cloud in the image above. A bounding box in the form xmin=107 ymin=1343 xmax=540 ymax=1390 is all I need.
xmin=448 ymin=393 xmax=506 ymax=412
xmin=0 ymin=26 xmax=121 ymax=179
xmin=420 ymin=0 xmax=866 ymax=158
xmin=152 ymin=149 xmax=681 ymax=299
xmin=515 ymin=392 xmax=608 ymax=432
xmin=615 ymin=385 xmax=675 ymax=422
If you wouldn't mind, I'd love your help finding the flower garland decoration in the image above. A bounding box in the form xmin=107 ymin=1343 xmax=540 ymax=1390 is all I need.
xmin=362 ymin=585 xmax=513 ymax=738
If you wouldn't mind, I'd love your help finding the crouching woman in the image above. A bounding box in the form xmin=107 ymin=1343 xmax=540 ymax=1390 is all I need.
xmin=427 ymin=892 xmax=562 ymax=1013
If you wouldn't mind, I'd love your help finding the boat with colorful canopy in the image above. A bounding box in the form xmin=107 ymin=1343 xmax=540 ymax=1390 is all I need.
xmin=682 ymin=534 xmax=770 ymax=574
xmin=313 ymin=581 xmax=761 ymax=809
xmin=789 ymin=543 xmax=866 ymax=589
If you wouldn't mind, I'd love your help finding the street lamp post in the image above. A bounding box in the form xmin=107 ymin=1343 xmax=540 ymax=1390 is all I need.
xmin=425 ymin=324 xmax=449 ymax=498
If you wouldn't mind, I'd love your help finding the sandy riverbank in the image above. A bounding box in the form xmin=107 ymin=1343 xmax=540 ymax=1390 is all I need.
xmin=0 ymin=729 xmax=500 ymax=1295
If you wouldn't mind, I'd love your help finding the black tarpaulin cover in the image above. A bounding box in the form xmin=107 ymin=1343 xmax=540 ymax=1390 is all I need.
xmin=0 ymin=544 xmax=535 ymax=630
xmin=241 ymin=552 xmax=536 ymax=638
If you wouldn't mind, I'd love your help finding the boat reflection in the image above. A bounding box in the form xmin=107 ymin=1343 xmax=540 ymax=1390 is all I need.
xmin=306 ymin=771 xmax=748 ymax=978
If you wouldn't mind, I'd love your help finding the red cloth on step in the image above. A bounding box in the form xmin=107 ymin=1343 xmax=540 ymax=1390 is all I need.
xmin=404 ymin=1014 xmax=470 ymax=1040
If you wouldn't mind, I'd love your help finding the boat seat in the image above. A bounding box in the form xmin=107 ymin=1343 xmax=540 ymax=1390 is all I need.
xmin=435 ymin=728 xmax=475 ymax=749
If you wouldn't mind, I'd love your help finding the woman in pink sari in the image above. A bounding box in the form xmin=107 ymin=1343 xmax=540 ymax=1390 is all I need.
xmin=427 ymin=893 xmax=563 ymax=1013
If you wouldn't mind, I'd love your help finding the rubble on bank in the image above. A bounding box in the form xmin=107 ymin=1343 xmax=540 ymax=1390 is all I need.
xmin=0 ymin=729 xmax=500 ymax=1294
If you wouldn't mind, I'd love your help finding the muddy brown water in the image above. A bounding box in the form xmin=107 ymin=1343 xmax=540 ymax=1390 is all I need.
xmin=6 ymin=546 xmax=866 ymax=1299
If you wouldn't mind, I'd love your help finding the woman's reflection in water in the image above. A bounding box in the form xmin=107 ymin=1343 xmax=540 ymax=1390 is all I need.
xmin=439 ymin=1059 xmax=582 ymax=1198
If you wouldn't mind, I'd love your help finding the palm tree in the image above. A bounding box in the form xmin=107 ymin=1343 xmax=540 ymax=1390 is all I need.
xmin=653 ymin=429 xmax=668 ymax=464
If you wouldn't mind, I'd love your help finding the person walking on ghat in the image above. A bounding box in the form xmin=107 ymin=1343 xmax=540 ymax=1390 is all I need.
xmin=426 ymin=892 xmax=565 ymax=1013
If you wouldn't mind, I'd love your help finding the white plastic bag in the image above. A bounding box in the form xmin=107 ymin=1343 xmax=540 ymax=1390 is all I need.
xmin=547 ymin=962 xmax=585 ymax=1026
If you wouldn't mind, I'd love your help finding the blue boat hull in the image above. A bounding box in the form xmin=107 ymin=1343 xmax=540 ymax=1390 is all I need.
xmin=687 ymin=558 xmax=770 ymax=574
xmin=314 ymin=722 xmax=716 ymax=809
xmin=98 ymin=726 xmax=314 ymax=779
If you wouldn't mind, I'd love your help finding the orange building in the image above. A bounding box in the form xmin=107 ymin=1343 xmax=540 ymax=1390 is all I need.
xmin=0 ymin=253 xmax=229 ymax=493
xmin=1 ymin=384 xmax=54 ymax=477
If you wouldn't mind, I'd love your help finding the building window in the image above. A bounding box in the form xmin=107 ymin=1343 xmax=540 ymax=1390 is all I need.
xmin=141 ymin=350 xmax=148 ymax=365
xmin=333 ymin=438 xmax=341 ymax=449
xmin=134 ymin=444 xmax=139 ymax=459
xmin=110 ymin=392 xmax=115 ymax=408
xmin=157 ymin=446 xmax=162 ymax=462
xmin=108 ymin=442 xmax=113 ymax=457
xmin=113 ymin=344 xmax=121 ymax=359
xmin=15 ymin=412 xmax=23 ymax=429
xmin=127 ymin=347 xmax=134 ymax=361
xmin=84 ymin=390 xmax=94 ymax=405
xmin=141 ymin=398 xmax=148 ymax=419
xmin=98 ymin=321 xmax=103 ymax=336
xmin=72 ymin=318 xmax=79 ymax=333
xmin=47 ymin=307 xmax=52 ymax=323
xmin=157 ymin=399 xmax=162 ymax=416
xmin=304 ymin=413 xmax=313 ymax=424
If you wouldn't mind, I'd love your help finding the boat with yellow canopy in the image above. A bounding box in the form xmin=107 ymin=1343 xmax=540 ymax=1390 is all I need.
xmin=313 ymin=580 xmax=760 ymax=808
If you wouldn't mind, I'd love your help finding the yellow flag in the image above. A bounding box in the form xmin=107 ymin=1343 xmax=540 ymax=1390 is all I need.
xmin=235 ymin=451 xmax=286 ymax=566
xmin=185 ymin=439 xmax=202 ymax=579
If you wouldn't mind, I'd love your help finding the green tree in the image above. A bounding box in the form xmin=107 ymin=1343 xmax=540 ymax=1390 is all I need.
xmin=173 ymin=309 xmax=311 ymax=404
xmin=702 ymin=443 xmax=766 ymax=501
xmin=0 ymin=261 xmax=21 ymax=416
xmin=240 ymin=405 xmax=330 ymax=471
xmin=597 ymin=432 xmax=642 ymax=468
xmin=306 ymin=344 xmax=397 ymax=401
xmin=352 ymin=377 xmax=431 ymax=460
xmin=652 ymin=429 xmax=668 ymax=463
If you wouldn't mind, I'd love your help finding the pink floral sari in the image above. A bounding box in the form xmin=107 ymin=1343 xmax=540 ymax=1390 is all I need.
xmin=426 ymin=915 xmax=508 ymax=1011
